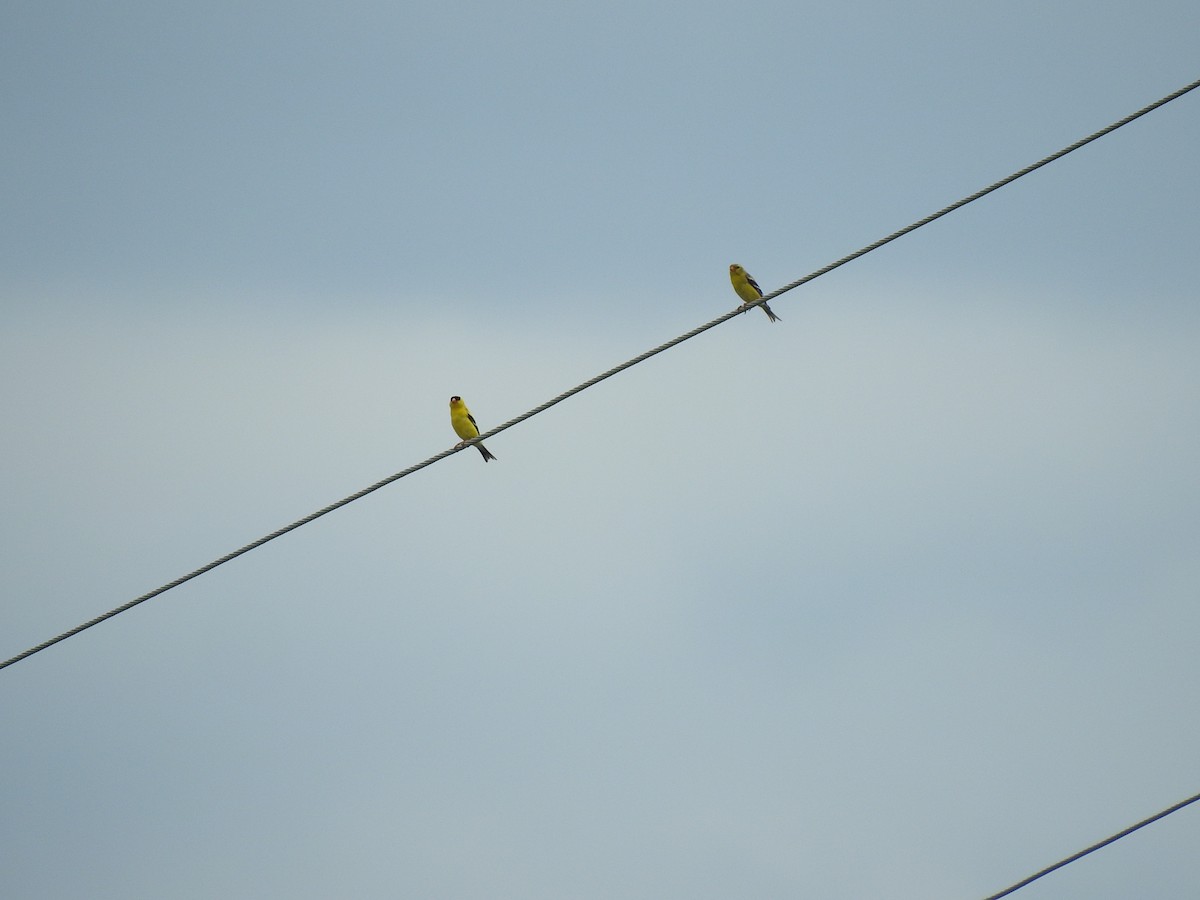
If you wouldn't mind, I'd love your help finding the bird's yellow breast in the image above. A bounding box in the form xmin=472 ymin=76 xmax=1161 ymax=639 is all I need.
xmin=450 ymin=407 xmax=479 ymax=441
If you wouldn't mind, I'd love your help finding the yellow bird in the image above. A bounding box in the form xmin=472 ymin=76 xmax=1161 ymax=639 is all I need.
xmin=729 ymin=263 xmax=781 ymax=323
xmin=449 ymin=396 xmax=497 ymax=462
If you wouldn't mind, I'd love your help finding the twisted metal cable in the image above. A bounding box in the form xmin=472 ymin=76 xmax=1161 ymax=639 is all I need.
xmin=981 ymin=791 xmax=1200 ymax=899
xmin=2 ymin=76 xmax=1198 ymax=673
xmin=767 ymin=75 xmax=1200 ymax=300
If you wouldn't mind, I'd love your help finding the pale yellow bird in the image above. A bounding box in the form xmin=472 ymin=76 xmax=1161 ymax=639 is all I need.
xmin=449 ymin=396 xmax=497 ymax=462
xmin=729 ymin=263 xmax=781 ymax=322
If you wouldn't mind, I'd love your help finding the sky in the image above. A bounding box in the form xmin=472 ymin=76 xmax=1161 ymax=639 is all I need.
xmin=2 ymin=2 xmax=1199 ymax=898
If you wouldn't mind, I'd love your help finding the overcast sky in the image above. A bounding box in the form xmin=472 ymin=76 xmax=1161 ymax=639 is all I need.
xmin=3 ymin=2 xmax=1199 ymax=898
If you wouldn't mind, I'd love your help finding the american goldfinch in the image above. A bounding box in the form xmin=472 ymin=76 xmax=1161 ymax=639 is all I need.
xmin=729 ymin=264 xmax=781 ymax=323
xmin=449 ymin=396 xmax=497 ymax=462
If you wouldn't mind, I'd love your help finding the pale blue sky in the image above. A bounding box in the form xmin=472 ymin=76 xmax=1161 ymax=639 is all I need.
xmin=2 ymin=2 xmax=1199 ymax=898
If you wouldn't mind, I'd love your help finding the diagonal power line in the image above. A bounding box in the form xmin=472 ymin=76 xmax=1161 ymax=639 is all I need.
xmin=2 ymin=76 xmax=1198 ymax=674
xmin=981 ymin=791 xmax=1200 ymax=899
